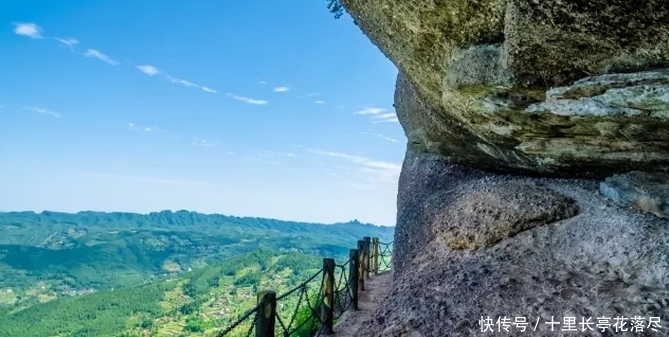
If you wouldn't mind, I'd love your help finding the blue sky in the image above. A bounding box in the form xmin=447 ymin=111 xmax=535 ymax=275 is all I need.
xmin=0 ymin=0 xmax=404 ymax=226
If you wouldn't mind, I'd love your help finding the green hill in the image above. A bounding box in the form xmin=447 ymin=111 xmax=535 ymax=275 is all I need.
xmin=0 ymin=247 xmax=335 ymax=337
xmin=0 ymin=210 xmax=393 ymax=314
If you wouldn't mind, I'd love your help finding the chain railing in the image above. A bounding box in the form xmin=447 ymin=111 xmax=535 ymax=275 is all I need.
xmin=216 ymin=236 xmax=393 ymax=337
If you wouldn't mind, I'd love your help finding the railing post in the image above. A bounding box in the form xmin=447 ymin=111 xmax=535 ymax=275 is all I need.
xmin=363 ymin=236 xmax=371 ymax=279
xmin=349 ymin=249 xmax=359 ymax=310
xmin=372 ymin=237 xmax=379 ymax=275
xmin=356 ymin=240 xmax=365 ymax=292
xmin=256 ymin=290 xmax=276 ymax=337
xmin=321 ymin=258 xmax=335 ymax=335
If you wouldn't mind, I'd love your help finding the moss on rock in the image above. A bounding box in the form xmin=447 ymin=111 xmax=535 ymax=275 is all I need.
xmin=343 ymin=0 xmax=669 ymax=177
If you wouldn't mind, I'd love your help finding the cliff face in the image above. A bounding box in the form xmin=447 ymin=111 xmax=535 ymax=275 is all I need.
xmin=342 ymin=0 xmax=669 ymax=177
xmin=339 ymin=1 xmax=669 ymax=336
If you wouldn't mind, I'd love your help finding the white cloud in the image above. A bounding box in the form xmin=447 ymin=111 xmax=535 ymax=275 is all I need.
xmin=371 ymin=113 xmax=399 ymax=123
xmin=84 ymin=49 xmax=118 ymax=65
xmin=359 ymin=132 xmax=399 ymax=143
xmin=274 ymin=86 xmax=290 ymax=92
xmin=354 ymin=107 xmax=399 ymax=123
xmin=166 ymin=75 xmax=198 ymax=87
xmin=306 ymin=92 xmax=321 ymax=97
xmin=23 ymin=106 xmax=61 ymax=118
xmin=55 ymin=38 xmax=79 ymax=50
xmin=314 ymin=100 xmax=326 ymax=104
xmin=191 ymin=138 xmax=212 ymax=147
xmin=137 ymin=65 xmax=160 ymax=76
xmin=227 ymin=151 xmax=235 ymax=155
xmin=13 ymin=22 xmax=42 ymax=39
xmin=257 ymin=81 xmax=267 ymax=85
xmin=308 ymin=149 xmax=401 ymax=185
xmin=226 ymin=93 xmax=268 ymax=105
xmin=128 ymin=122 xmax=157 ymax=132
xmin=136 ymin=67 xmax=215 ymax=93
xmin=354 ymin=107 xmax=386 ymax=115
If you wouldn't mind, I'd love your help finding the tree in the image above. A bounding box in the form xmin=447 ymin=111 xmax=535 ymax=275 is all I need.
xmin=326 ymin=0 xmax=344 ymax=19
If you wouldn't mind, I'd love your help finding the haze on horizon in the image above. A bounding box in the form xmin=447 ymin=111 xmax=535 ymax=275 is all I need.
xmin=0 ymin=0 xmax=403 ymax=226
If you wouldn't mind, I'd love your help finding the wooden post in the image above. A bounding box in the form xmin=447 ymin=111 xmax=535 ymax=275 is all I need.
xmin=255 ymin=290 xmax=276 ymax=337
xmin=349 ymin=249 xmax=359 ymax=310
xmin=321 ymin=258 xmax=335 ymax=335
xmin=372 ymin=237 xmax=379 ymax=275
xmin=363 ymin=237 xmax=371 ymax=279
xmin=356 ymin=240 xmax=365 ymax=291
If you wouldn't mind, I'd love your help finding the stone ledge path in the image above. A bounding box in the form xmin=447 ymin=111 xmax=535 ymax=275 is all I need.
xmin=333 ymin=271 xmax=392 ymax=337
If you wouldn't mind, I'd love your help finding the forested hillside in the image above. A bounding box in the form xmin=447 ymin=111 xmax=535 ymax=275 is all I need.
xmin=0 ymin=210 xmax=393 ymax=333
xmin=0 ymin=247 xmax=333 ymax=337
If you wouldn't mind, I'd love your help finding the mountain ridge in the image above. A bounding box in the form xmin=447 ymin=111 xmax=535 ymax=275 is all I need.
xmin=1 ymin=210 xmax=392 ymax=228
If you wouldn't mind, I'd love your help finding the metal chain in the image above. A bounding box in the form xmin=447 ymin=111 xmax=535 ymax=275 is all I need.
xmin=218 ymin=242 xmax=395 ymax=336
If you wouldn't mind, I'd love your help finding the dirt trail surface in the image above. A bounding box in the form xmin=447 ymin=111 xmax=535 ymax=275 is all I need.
xmin=333 ymin=271 xmax=392 ymax=337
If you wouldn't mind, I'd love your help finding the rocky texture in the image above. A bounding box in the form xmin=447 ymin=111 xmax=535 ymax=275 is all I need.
xmin=601 ymin=171 xmax=669 ymax=219
xmin=342 ymin=0 xmax=669 ymax=177
xmin=365 ymin=151 xmax=669 ymax=337
xmin=436 ymin=181 xmax=578 ymax=250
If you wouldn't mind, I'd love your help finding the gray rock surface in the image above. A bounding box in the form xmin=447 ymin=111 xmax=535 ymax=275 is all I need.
xmin=526 ymin=70 xmax=669 ymax=118
xmin=373 ymin=151 xmax=669 ymax=337
xmin=601 ymin=171 xmax=669 ymax=219
xmin=341 ymin=0 xmax=669 ymax=177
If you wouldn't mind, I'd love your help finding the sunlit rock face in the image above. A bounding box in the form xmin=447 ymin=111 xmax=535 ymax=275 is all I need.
xmin=341 ymin=0 xmax=669 ymax=178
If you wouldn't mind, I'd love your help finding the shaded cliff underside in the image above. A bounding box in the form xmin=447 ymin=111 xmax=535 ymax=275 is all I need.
xmin=341 ymin=0 xmax=669 ymax=178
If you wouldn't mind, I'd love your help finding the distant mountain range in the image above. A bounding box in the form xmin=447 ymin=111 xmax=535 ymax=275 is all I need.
xmin=0 ymin=210 xmax=393 ymax=307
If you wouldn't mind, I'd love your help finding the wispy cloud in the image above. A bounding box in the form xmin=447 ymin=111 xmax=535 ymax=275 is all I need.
xmin=306 ymin=92 xmax=321 ymax=97
xmin=314 ymin=100 xmax=326 ymax=105
xmin=137 ymin=65 xmax=160 ymax=76
xmin=55 ymin=38 xmax=78 ymax=51
xmin=136 ymin=65 xmax=216 ymax=93
xmin=23 ymin=106 xmax=61 ymax=118
xmin=166 ymin=75 xmax=197 ymax=87
xmin=128 ymin=122 xmax=157 ymax=132
xmin=191 ymin=138 xmax=212 ymax=147
xmin=354 ymin=107 xmax=386 ymax=115
xmin=308 ymin=149 xmax=401 ymax=184
xmin=274 ymin=86 xmax=290 ymax=92
xmin=84 ymin=49 xmax=118 ymax=65
xmin=359 ymin=132 xmax=399 ymax=143
xmin=226 ymin=93 xmax=268 ymax=105
xmin=13 ymin=22 xmax=42 ymax=39
xmin=354 ymin=107 xmax=399 ymax=123
xmin=257 ymin=81 xmax=267 ymax=85
xmin=372 ymin=114 xmax=399 ymax=124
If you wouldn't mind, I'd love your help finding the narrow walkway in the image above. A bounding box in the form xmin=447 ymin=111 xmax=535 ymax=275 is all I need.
xmin=333 ymin=271 xmax=392 ymax=337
